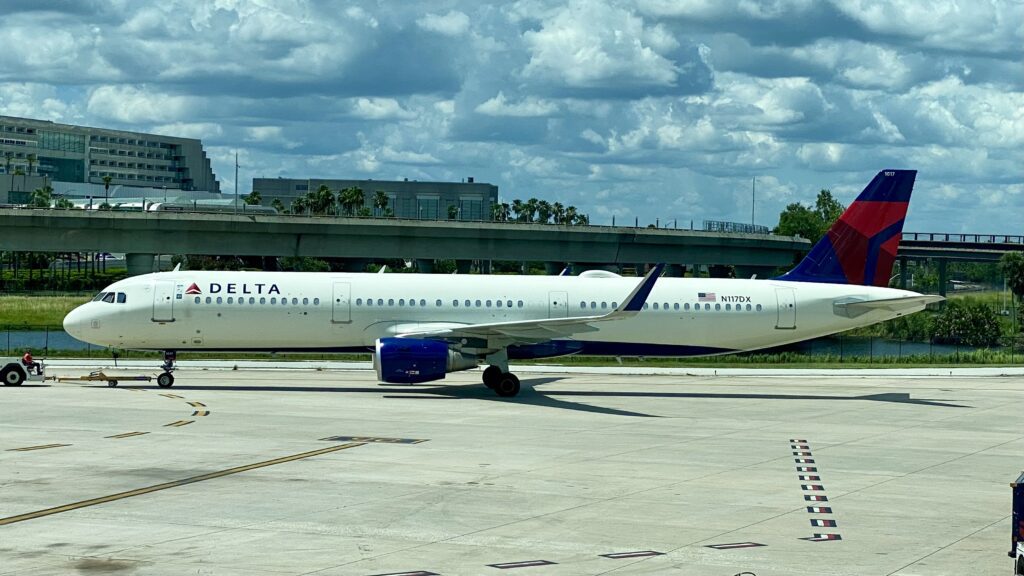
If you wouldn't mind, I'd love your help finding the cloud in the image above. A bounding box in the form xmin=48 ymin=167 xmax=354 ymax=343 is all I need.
xmin=417 ymin=11 xmax=470 ymax=36
xmin=475 ymin=92 xmax=558 ymax=117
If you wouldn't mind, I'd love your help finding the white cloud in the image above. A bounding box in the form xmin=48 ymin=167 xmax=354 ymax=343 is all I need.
xmin=153 ymin=122 xmax=223 ymax=140
xmin=522 ymin=1 xmax=681 ymax=89
xmin=475 ymin=92 xmax=558 ymax=117
xmin=86 ymin=85 xmax=194 ymax=124
xmin=350 ymin=98 xmax=416 ymax=121
xmin=417 ymin=11 xmax=470 ymax=36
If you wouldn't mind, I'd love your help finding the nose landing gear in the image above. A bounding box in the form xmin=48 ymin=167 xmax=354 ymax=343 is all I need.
xmin=158 ymin=351 xmax=176 ymax=388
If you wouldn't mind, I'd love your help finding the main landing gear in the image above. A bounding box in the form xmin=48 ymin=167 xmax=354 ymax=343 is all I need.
xmin=482 ymin=364 xmax=520 ymax=398
xmin=157 ymin=351 xmax=176 ymax=388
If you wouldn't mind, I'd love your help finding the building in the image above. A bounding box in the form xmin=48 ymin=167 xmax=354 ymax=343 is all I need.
xmin=253 ymin=177 xmax=499 ymax=220
xmin=0 ymin=115 xmax=220 ymax=198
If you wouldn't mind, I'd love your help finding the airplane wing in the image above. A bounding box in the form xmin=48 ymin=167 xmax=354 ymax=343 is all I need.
xmin=834 ymin=294 xmax=944 ymax=318
xmin=399 ymin=264 xmax=664 ymax=345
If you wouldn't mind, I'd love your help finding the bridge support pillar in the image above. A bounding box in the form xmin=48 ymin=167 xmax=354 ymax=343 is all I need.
xmin=899 ymin=257 xmax=908 ymax=289
xmin=938 ymin=258 xmax=948 ymax=297
xmin=456 ymin=259 xmax=472 ymax=274
xmin=125 ymin=253 xmax=156 ymax=276
xmin=416 ymin=259 xmax=434 ymax=274
xmin=480 ymin=260 xmax=492 ymax=274
xmin=342 ymin=258 xmax=369 ymax=272
xmin=734 ymin=265 xmax=777 ymax=279
xmin=544 ymin=262 xmax=565 ymax=275
xmin=665 ymin=264 xmax=685 ymax=277
xmin=708 ymin=264 xmax=733 ymax=278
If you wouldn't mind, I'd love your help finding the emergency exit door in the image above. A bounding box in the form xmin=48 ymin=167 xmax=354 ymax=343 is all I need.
xmin=332 ymin=282 xmax=351 ymax=323
xmin=548 ymin=291 xmax=568 ymax=318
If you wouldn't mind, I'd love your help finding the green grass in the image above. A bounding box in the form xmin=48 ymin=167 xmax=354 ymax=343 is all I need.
xmin=0 ymin=295 xmax=91 ymax=328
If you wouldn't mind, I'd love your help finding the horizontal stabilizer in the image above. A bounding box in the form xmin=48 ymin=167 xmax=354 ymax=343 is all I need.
xmin=834 ymin=295 xmax=944 ymax=318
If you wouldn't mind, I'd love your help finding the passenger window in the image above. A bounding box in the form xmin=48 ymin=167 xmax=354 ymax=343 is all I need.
xmin=518 ymin=300 xmax=524 ymax=308
xmin=399 ymin=299 xmax=405 ymax=306
xmin=496 ymin=300 xmax=503 ymax=308
xmin=580 ymin=302 xmax=586 ymax=309
xmin=228 ymin=297 xmax=234 ymax=304
xmin=746 ymin=304 xmax=751 ymax=311
xmin=313 ymin=298 xmax=319 ymax=305
xmin=611 ymin=302 xmax=618 ymax=308
xmin=376 ymin=298 xmax=383 ymax=306
xmin=281 ymin=299 xmax=287 ymax=306
xmin=116 ymin=292 xmax=127 ymax=304
xmin=365 ymin=299 xmax=371 ymax=307
xmin=388 ymin=298 xmax=394 ymax=306
xmin=270 ymin=297 xmax=277 ymax=304
xmin=303 ymin=298 xmax=309 ymax=305
xmin=194 ymin=296 xmax=200 ymax=304
xmin=249 ymin=297 xmax=255 ymax=304
xmin=420 ymin=299 xmax=426 ymax=307
xmin=725 ymin=303 xmax=731 ymax=311
xmin=217 ymin=297 xmax=223 ymax=304
xmin=591 ymin=301 xmax=596 ymax=309
xmin=673 ymin=303 xmax=679 ymax=310
xmin=205 ymin=296 xmax=211 ymax=304
xmin=465 ymin=299 xmax=471 ymax=307
xmin=756 ymin=304 xmax=762 ymax=311
xmin=260 ymin=297 xmax=266 ymax=305
xmin=435 ymin=299 xmax=442 ymax=307
xmin=684 ymin=303 xmax=690 ymax=310
xmin=408 ymin=298 xmax=415 ymax=307
xmin=507 ymin=300 xmax=513 ymax=308
xmin=486 ymin=300 xmax=492 ymax=307
xmin=453 ymin=299 xmax=459 ymax=307
xmin=643 ymin=303 xmax=648 ymax=310
xmin=653 ymin=303 xmax=659 ymax=310
xmin=715 ymin=303 xmax=721 ymax=311
xmin=356 ymin=298 xmax=362 ymax=305
xmin=704 ymin=303 xmax=710 ymax=310
xmin=663 ymin=302 xmax=668 ymax=310
xmin=475 ymin=299 xmax=481 ymax=307
xmin=601 ymin=302 xmax=607 ymax=309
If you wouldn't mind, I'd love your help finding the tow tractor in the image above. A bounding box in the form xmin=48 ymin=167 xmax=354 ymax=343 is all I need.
xmin=1013 ymin=471 xmax=1024 ymax=575
xmin=1 ymin=357 xmax=46 ymax=386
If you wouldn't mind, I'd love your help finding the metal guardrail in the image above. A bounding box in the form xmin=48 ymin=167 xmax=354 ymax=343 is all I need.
xmin=903 ymin=233 xmax=1024 ymax=244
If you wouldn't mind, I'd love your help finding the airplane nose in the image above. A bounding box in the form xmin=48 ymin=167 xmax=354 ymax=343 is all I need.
xmin=63 ymin=306 xmax=89 ymax=340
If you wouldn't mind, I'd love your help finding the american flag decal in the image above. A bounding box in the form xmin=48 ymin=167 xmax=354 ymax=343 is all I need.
xmin=698 ymin=292 xmax=717 ymax=302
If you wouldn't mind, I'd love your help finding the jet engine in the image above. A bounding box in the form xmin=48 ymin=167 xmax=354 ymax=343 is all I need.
xmin=373 ymin=337 xmax=477 ymax=384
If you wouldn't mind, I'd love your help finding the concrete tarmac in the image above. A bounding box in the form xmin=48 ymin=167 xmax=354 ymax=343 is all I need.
xmin=1 ymin=365 xmax=1021 ymax=575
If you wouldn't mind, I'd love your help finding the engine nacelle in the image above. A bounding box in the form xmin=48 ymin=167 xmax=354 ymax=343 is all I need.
xmin=373 ymin=337 xmax=477 ymax=384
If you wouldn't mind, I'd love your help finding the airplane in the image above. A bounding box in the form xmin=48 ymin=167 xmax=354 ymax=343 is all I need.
xmin=63 ymin=169 xmax=942 ymax=398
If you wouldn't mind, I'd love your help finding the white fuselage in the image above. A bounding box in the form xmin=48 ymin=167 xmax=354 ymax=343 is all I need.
xmin=64 ymin=271 xmax=926 ymax=357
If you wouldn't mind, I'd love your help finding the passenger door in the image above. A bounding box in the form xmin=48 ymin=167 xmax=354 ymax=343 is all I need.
xmin=775 ymin=287 xmax=796 ymax=329
xmin=152 ymin=281 xmax=175 ymax=322
xmin=548 ymin=291 xmax=568 ymax=318
xmin=332 ymin=282 xmax=351 ymax=323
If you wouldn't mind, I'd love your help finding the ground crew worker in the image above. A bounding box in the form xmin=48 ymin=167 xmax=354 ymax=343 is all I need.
xmin=21 ymin=350 xmax=41 ymax=376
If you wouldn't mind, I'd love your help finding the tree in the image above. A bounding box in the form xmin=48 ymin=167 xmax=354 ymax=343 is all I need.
xmin=243 ymin=190 xmax=262 ymax=205
xmin=26 ymin=153 xmax=35 ymax=176
xmin=447 ymin=204 xmax=459 ymax=220
xmin=373 ymin=190 xmax=389 ymax=217
xmin=271 ymin=198 xmax=285 ymax=213
xmin=102 ymin=175 xmax=112 ymax=205
xmin=491 ymin=202 xmax=510 ymax=222
xmin=552 ymin=202 xmax=565 ymax=225
xmin=930 ymin=299 xmax=1003 ymax=347
xmin=1000 ymin=251 xmax=1024 ymax=303
xmin=510 ymin=199 xmax=524 ymax=222
xmin=28 ymin=185 xmax=54 ymax=208
xmin=773 ymin=189 xmax=846 ymax=242
xmin=536 ymin=200 xmax=552 ymax=224
xmin=307 ymin=185 xmax=335 ymax=215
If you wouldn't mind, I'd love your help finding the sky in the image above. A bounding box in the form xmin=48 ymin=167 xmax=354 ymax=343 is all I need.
xmin=0 ymin=0 xmax=1021 ymax=233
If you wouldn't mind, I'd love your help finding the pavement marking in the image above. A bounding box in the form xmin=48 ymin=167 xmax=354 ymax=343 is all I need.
xmin=599 ymin=551 xmax=665 ymax=559
xmin=0 ymin=442 xmax=366 ymax=526
xmin=801 ymin=484 xmax=825 ymax=491
xmin=320 ymin=435 xmax=429 ymax=444
xmin=487 ymin=560 xmax=557 ymax=569
xmin=367 ymin=572 xmax=439 ymax=576
xmin=807 ymin=506 xmax=832 ymax=514
xmin=163 ymin=420 xmax=194 ymax=427
xmin=158 ymin=393 xmax=183 ymax=399
xmin=804 ymin=494 xmax=828 ymax=502
xmin=798 ymin=475 xmax=821 ymax=481
xmin=186 ymin=401 xmax=206 ymax=407
xmin=796 ymin=466 xmax=817 ymax=472
xmin=191 ymin=410 xmax=210 ymax=417
xmin=6 ymin=444 xmax=71 ymax=452
xmin=104 ymin=432 xmax=150 ymax=439
xmin=704 ymin=542 xmax=766 ymax=550
xmin=800 ymin=533 xmax=842 ymax=542
xmin=794 ymin=458 xmax=815 ymax=463
xmin=810 ymin=518 xmax=838 ymax=527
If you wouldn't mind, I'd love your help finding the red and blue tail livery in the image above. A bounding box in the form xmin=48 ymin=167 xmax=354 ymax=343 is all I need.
xmin=777 ymin=169 xmax=916 ymax=287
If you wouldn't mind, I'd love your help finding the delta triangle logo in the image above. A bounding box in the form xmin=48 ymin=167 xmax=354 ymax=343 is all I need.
xmin=184 ymin=283 xmax=202 ymax=295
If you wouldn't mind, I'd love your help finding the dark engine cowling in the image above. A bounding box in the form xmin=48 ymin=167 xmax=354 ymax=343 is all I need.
xmin=374 ymin=337 xmax=477 ymax=384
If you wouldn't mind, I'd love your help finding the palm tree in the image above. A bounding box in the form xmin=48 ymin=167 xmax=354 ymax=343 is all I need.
xmin=510 ymin=199 xmax=524 ymax=222
xmin=525 ymin=198 xmax=539 ymax=223
xmin=308 ymin=184 xmax=334 ymax=215
xmin=291 ymin=196 xmax=308 ymax=215
xmin=491 ymin=202 xmax=510 ymax=222
xmin=243 ymin=190 xmax=262 ymax=205
xmin=563 ymin=205 xmax=578 ymax=226
xmin=271 ymin=198 xmax=285 ymax=213
xmin=447 ymin=204 xmax=459 ymax=220
xmin=552 ymin=202 xmax=565 ymax=225
xmin=26 ymin=153 xmax=35 ymax=176
xmin=536 ymin=200 xmax=552 ymax=224
xmin=102 ymin=175 xmax=112 ymax=205
xmin=349 ymin=186 xmax=365 ymax=215
xmin=373 ymin=190 xmax=389 ymax=217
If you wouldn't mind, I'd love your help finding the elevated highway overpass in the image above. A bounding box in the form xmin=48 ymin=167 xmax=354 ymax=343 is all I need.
xmin=0 ymin=208 xmax=810 ymax=277
xmin=896 ymin=232 xmax=1023 ymax=294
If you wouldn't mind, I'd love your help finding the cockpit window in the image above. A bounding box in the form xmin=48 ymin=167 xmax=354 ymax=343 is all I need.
xmin=102 ymin=292 xmax=116 ymax=303
xmin=92 ymin=292 xmax=107 ymax=302
xmin=116 ymin=292 xmax=127 ymax=304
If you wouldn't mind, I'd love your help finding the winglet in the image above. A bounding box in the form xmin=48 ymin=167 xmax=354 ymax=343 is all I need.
xmin=559 ymin=266 xmax=572 ymax=276
xmin=616 ymin=263 xmax=664 ymax=313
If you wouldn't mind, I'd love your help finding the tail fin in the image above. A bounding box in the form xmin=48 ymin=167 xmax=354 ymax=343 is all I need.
xmin=776 ymin=169 xmax=916 ymax=287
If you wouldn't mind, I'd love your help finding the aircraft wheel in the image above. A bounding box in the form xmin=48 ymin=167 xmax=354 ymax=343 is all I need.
xmin=482 ymin=365 xmax=502 ymax=389
xmin=2 ymin=364 xmax=25 ymax=386
xmin=1016 ymin=553 xmax=1023 ymax=576
xmin=107 ymin=380 xmax=118 ymax=387
xmin=157 ymin=372 xmax=174 ymax=388
xmin=495 ymin=373 xmax=520 ymax=398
